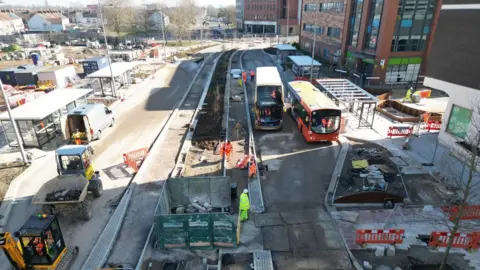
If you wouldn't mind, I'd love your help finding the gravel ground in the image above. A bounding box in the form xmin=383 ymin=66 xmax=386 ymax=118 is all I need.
xmin=0 ymin=162 xmax=27 ymax=206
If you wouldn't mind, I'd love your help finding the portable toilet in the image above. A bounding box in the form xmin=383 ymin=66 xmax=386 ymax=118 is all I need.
xmin=31 ymin=53 xmax=40 ymax=66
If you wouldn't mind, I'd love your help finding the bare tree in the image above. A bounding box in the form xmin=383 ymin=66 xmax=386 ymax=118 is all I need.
xmin=167 ymin=0 xmax=198 ymax=44
xmin=218 ymin=6 xmax=236 ymax=26
xmin=436 ymin=99 xmax=480 ymax=270
xmin=102 ymin=0 xmax=131 ymax=35
xmin=206 ymin=5 xmax=218 ymax=18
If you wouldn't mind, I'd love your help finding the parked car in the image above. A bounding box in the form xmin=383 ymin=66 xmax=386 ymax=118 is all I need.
xmin=230 ymin=69 xmax=242 ymax=79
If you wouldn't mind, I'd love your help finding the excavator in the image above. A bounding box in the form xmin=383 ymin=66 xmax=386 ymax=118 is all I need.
xmin=0 ymin=214 xmax=78 ymax=270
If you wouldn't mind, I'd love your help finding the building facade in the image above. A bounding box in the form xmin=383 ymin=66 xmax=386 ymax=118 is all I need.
xmin=299 ymin=0 xmax=350 ymax=64
xmin=343 ymin=0 xmax=441 ymax=87
xmin=423 ymin=1 xmax=480 ymax=154
xmin=241 ymin=0 xmax=300 ymax=35
xmin=0 ymin=12 xmax=25 ymax=35
xmin=28 ymin=13 xmax=70 ymax=32
xmin=236 ymin=0 xmax=245 ymax=30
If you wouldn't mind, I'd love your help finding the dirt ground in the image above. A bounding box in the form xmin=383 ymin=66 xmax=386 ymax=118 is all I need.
xmin=62 ymin=47 xmax=105 ymax=59
xmin=193 ymin=50 xmax=234 ymax=144
xmin=352 ymin=246 xmax=471 ymax=270
xmin=336 ymin=139 xmax=405 ymax=198
xmin=0 ymin=59 xmax=31 ymax=70
xmin=0 ymin=162 xmax=28 ymax=206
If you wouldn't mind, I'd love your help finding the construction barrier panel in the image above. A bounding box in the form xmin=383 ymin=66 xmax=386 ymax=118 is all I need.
xmin=444 ymin=205 xmax=480 ymax=221
xmin=356 ymin=229 xmax=405 ymax=245
xmin=387 ymin=125 xmax=413 ymax=138
xmin=424 ymin=120 xmax=442 ymax=132
xmin=123 ymin=147 xmax=148 ymax=172
xmin=235 ymin=154 xmax=251 ymax=169
xmin=428 ymin=231 xmax=480 ymax=249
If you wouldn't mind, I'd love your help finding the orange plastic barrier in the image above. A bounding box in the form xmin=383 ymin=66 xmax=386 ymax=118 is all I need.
xmin=123 ymin=147 xmax=149 ymax=172
xmin=445 ymin=205 xmax=480 ymax=221
xmin=428 ymin=231 xmax=480 ymax=249
xmin=356 ymin=229 xmax=405 ymax=245
xmin=424 ymin=120 xmax=442 ymax=132
xmin=387 ymin=126 xmax=413 ymax=138
xmin=236 ymin=154 xmax=251 ymax=169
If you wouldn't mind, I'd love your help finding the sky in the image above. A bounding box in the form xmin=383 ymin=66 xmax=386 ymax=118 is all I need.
xmin=2 ymin=0 xmax=235 ymax=8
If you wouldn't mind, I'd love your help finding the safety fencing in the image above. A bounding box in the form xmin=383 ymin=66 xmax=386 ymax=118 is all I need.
xmin=387 ymin=125 xmax=413 ymax=138
xmin=442 ymin=205 xmax=480 ymax=221
xmin=424 ymin=120 xmax=442 ymax=132
xmin=356 ymin=229 xmax=405 ymax=246
xmin=123 ymin=147 xmax=149 ymax=172
xmin=428 ymin=232 xmax=480 ymax=250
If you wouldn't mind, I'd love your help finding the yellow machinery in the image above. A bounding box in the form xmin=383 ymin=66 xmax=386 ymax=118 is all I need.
xmin=0 ymin=214 xmax=78 ymax=270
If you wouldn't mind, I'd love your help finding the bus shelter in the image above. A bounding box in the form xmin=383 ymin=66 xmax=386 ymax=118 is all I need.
xmin=87 ymin=62 xmax=138 ymax=97
xmin=288 ymin=55 xmax=322 ymax=77
xmin=316 ymin=79 xmax=378 ymax=128
xmin=0 ymin=88 xmax=93 ymax=148
xmin=274 ymin=44 xmax=297 ymax=63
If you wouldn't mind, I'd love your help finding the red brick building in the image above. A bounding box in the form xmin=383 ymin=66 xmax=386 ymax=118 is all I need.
xmin=300 ymin=0 xmax=442 ymax=88
xmin=240 ymin=0 xmax=301 ymax=35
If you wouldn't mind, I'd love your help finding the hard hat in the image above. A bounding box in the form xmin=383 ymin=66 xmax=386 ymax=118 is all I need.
xmin=243 ymin=189 xmax=248 ymax=194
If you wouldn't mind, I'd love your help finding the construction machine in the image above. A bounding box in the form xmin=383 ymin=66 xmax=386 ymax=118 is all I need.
xmin=0 ymin=214 xmax=78 ymax=270
xmin=31 ymin=145 xmax=103 ymax=220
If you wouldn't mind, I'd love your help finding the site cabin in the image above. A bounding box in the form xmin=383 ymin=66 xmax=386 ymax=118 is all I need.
xmin=287 ymin=80 xmax=342 ymax=142
xmin=254 ymin=66 xmax=284 ymax=130
xmin=61 ymin=104 xmax=114 ymax=144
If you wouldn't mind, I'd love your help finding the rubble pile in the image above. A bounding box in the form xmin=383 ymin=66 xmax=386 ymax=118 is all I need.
xmin=46 ymin=188 xmax=82 ymax=202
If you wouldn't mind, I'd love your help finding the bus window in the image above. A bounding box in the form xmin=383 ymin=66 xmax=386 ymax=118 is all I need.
xmin=310 ymin=110 xmax=341 ymax=134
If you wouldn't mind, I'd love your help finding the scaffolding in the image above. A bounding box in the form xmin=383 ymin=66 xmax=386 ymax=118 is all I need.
xmin=316 ymin=79 xmax=378 ymax=128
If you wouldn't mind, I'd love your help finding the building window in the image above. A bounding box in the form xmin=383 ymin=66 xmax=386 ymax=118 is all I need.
xmin=347 ymin=0 xmax=364 ymax=47
xmin=384 ymin=57 xmax=422 ymax=84
xmin=446 ymin=105 xmax=472 ymax=139
xmin=304 ymin=3 xmax=317 ymax=12
xmin=303 ymin=24 xmax=324 ymax=35
xmin=327 ymin=27 xmax=341 ymax=38
xmin=391 ymin=0 xmax=437 ymax=52
xmin=319 ymin=2 xmax=344 ymax=12
xmin=324 ymin=48 xmax=329 ymax=58
xmin=364 ymin=0 xmax=384 ymax=50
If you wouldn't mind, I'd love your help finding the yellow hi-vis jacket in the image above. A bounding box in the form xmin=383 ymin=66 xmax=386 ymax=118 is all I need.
xmin=239 ymin=193 xmax=250 ymax=211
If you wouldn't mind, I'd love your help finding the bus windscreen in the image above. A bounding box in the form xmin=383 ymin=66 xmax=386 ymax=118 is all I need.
xmin=310 ymin=109 xmax=341 ymax=134
xmin=257 ymin=86 xmax=283 ymax=106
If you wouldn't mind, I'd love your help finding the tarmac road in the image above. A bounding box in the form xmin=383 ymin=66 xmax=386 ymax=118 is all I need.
xmin=0 ymin=59 xmax=200 ymax=270
xmin=242 ymin=50 xmax=354 ymax=270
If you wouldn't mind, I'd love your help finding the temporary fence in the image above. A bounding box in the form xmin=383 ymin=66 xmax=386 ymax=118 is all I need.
xmin=428 ymin=231 xmax=480 ymax=249
xmin=356 ymin=229 xmax=405 ymax=246
xmin=387 ymin=125 xmax=413 ymax=138
xmin=424 ymin=120 xmax=442 ymax=132
xmin=123 ymin=147 xmax=148 ymax=172
xmin=443 ymin=205 xmax=480 ymax=221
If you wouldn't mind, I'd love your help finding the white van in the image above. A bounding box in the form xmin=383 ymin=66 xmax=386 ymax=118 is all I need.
xmin=62 ymin=104 xmax=114 ymax=143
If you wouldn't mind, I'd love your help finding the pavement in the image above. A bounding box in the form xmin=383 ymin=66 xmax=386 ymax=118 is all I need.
xmin=0 ymin=50 xmax=218 ymax=269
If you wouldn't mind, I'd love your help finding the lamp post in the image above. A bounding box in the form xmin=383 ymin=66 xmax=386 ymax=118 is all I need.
xmin=97 ymin=0 xmax=116 ymax=98
xmin=309 ymin=1 xmax=319 ymax=82
xmin=285 ymin=0 xmax=289 ymax=39
xmin=0 ymin=81 xmax=28 ymax=164
xmin=160 ymin=3 xmax=167 ymax=62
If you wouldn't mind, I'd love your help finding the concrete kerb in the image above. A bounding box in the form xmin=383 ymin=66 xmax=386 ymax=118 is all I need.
xmin=81 ymin=53 xmax=218 ymax=270
xmin=239 ymin=50 xmax=266 ymax=214
xmin=222 ymin=50 xmax=240 ymax=177
xmin=171 ymin=52 xmax=225 ymax=177
xmin=132 ymin=53 xmax=224 ymax=270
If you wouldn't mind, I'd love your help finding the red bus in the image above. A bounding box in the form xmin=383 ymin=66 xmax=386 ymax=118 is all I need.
xmin=286 ymin=81 xmax=342 ymax=142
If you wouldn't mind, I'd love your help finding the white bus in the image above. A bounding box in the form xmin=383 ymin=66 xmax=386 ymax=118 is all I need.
xmin=254 ymin=66 xmax=284 ymax=130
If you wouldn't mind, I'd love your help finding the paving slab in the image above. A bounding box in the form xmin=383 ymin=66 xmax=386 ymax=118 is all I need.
xmin=262 ymin=225 xmax=290 ymax=252
xmin=280 ymin=208 xmax=332 ymax=224
xmin=254 ymin=212 xmax=284 ymax=227
xmin=289 ymin=223 xmax=318 ymax=251
xmin=313 ymin=222 xmax=346 ymax=250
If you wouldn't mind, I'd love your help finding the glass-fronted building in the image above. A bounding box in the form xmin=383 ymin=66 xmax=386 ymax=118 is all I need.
xmin=344 ymin=0 xmax=440 ymax=88
xmin=0 ymin=88 xmax=93 ymax=148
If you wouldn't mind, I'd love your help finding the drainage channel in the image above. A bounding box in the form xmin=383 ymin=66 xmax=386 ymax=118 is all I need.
xmin=81 ymin=52 xmax=222 ymax=270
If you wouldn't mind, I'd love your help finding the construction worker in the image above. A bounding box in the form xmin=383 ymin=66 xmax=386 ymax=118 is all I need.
xmin=239 ymin=189 xmax=250 ymax=221
xmin=250 ymin=69 xmax=255 ymax=81
xmin=242 ymin=71 xmax=247 ymax=83
xmin=248 ymin=158 xmax=257 ymax=178
xmin=224 ymin=140 xmax=233 ymax=161
xmin=72 ymin=129 xmax=82 ymax=145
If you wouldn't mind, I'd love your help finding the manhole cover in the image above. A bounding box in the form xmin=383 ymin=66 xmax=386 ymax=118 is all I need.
xmin=103 ymin=164 xmax=132 ymax=180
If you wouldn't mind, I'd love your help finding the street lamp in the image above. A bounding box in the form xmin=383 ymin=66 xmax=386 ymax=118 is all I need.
xmin=97 ymin=0 xmax=116 ymax=98
xmin=309 ymin=0 xmax=320 ymax=81
xmin=0 ymin=81 xmax=28 ymax=164
xmin=285 ymin=0 xmax=289 ymax=39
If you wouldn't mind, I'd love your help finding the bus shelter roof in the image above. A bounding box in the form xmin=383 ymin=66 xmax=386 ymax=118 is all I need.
xmin=274 ymin=44 xmax=297 ymax=51
xmin=288 ymin=55 xmax=321 ymax=67
xmin=316 ymin=79 xmax=378 ymax=104
xmin=0 ymin=88 xmax=93 ymax=121
xmin=86 ymin=62 xmax=138 ymax=78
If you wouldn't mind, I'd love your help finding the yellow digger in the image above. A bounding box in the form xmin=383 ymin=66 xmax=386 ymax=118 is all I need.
xmin=0 ymin=214 xmax=78 ymax=270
